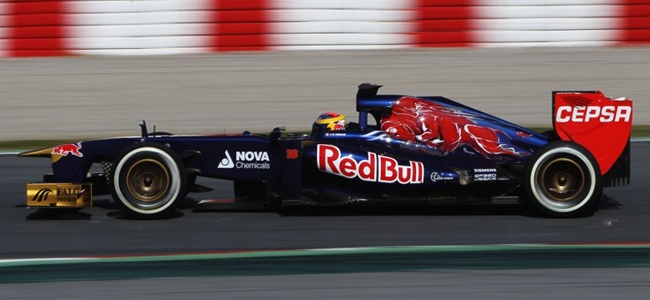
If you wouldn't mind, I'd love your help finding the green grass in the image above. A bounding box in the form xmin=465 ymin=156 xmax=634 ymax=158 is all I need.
xmin=2 ymin=125 xmax=649 ymax=151
xmin=632 ymin=126 xmax=650 ymax=137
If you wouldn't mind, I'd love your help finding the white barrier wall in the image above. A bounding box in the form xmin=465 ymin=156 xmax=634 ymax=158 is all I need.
xmin=0 ymin=0 xmax=648 ymax=57
xmin=67 ymin=0 xmax=212 ymax=55
xmin=474 ymin=0 xmax=621 ymax=47
xmin=269 ymin=0 xmax=416 ymax=50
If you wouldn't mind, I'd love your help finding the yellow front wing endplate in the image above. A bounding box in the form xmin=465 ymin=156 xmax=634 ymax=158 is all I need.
xmin=26 ymin=183 xmax=92 ymax=208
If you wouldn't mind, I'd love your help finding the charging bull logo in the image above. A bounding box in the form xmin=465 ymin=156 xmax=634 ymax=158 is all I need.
xmin=52 ymin=143 xmax=83 ymax=157
xmin=380 ymin=97 xmax=527 ymax=158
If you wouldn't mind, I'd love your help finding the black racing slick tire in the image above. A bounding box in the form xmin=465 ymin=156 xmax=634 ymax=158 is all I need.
xmin=110 ymin=143 xmax=187 ymax=219
xmin=524 ymin=141 xmax=602 ymax=218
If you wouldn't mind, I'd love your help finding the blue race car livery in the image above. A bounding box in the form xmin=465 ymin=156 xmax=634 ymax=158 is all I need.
xmin=20 ymin=83 xmax=632 ymax=219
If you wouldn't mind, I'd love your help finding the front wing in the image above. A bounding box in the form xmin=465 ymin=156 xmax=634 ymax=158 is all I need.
xmin=26 ymin=183 xmax=93 ymax=208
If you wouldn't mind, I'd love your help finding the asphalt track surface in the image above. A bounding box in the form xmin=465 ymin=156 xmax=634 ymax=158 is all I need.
xmin=1 ymin=141 xmax=649 ymax=299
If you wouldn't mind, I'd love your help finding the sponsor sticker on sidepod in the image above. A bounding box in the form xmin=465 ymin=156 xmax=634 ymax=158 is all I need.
xmin=317 ymin=144 xmax=424 ymax=184
xmin=430 ymin=172 xmax=454 ymax=182
xmin=218 ymin=150 xmax=270 ymax=169
xmin=474 ymin=168 xmax=497 ymax=182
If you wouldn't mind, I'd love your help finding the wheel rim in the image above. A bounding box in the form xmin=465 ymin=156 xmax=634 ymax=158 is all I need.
xmin=539 ymin=157 xmax=585 ymax=203
xmin=528 ymin=145 xmax=599 ymax=215
xmin=125 ymin=158 xmax=170 ymax=203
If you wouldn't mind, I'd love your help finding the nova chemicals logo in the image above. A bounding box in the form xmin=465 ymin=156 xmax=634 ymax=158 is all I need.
xmin=218 ymin=150 xmax=270 ymax=170
xmin=218 ymin=151 xmax=234 ymax=169
xmin=32 ymin=188 xmax=53 ymax=202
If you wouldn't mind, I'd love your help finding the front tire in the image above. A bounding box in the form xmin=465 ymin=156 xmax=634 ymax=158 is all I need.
xmin=110 ymin=143 xmax=187 ymax=219
xmin=524 ymin=142 xmax=602 ymax=218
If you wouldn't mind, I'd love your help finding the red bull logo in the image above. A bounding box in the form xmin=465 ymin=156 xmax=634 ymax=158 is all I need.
xmin=317 ymin=144 xmax=424 ymax=184
xmin=52 ymin=143 xmax=83 ymax=157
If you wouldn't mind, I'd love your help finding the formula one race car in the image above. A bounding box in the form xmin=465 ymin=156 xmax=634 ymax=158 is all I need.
xmin=19 ymin=84 xmax=633 ymax=219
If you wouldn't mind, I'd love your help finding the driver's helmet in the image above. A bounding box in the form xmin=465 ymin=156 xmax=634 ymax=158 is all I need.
xmin=311 ymin=112 xmax=347 ymax=135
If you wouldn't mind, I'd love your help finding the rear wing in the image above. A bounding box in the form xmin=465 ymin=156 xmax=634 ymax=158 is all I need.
xmin=552 ymin=91 xmax=632 ymax=186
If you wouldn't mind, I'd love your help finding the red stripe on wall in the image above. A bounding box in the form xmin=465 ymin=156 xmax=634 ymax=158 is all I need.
xmin=619 ymin=1 xmax=650 ymax=44
xmin=414 ymin=0 xmax=476 ymax=47
xmin=209 ymin=0 xmax=270 ymax=51
xmin=6 ymin=1 xmax=69 ymax=57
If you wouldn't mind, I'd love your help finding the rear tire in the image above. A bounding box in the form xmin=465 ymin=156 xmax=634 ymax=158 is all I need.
xmin=110 ymin=143 xmax=187 ymax=219
xmin=524 ymin=142 xmax=602 ymax=218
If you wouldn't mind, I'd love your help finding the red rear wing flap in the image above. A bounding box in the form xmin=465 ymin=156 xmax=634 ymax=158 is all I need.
xmin=553 ymin=91 xmax=632 ymax=185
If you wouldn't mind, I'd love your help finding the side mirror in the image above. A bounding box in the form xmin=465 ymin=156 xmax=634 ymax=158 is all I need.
xmin=270 ymin=126 xmax=286 ymax=142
